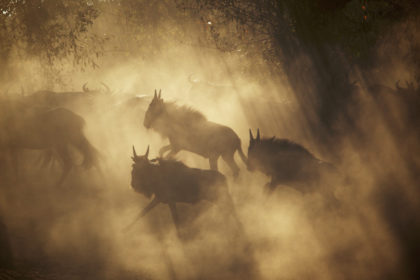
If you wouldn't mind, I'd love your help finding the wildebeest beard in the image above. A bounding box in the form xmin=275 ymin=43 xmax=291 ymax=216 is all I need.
xmin=131 ymin=163 xmax=157 ymax=199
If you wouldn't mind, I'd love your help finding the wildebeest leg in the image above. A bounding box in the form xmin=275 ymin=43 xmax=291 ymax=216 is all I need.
xmin=124 ymin=197 xmax=160 ymax=232
xmin=9 ymin=149 xmax=20 ymax=184
xmin=168 ymin=202 xmax=181 ymax=237
xmin=222 ymin=153 xmax=240 ymax=177
xmin=139 ymin=197 xmax=160 ymax=217
xmin=159 ymin=144 xmax=172 ymax=157
xmin=36 ymin=149 xmax=55 ymax=169
xmin=220 ymin=193 xmax=244 ymax=232
xmin=56 ymin=163 xmax=71 ymax=188
xmin=56 ymin=146 xmax=72 ymax=187
xmin=209 ymin=155 xmax=219 ymax=171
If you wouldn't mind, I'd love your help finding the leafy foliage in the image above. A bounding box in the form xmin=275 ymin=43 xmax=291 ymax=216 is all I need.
xmin=179 ymin=0 xmax=420 ymax=66
xmin=0 ymin=0 xmax=104 ymax=69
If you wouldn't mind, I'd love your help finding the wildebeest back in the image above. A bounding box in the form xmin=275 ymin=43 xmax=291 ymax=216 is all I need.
xmin=166 ymin=121 xmax=240 ymax=158
xmin=153 ymin=159 xmax=228 ymax=203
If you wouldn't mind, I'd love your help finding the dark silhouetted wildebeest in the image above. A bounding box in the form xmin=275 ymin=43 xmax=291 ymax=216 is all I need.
xmin=26 ymin=82 xmax=112 ymax=112
xmin=367 ymin=81 xmax=420 ymax=133
xmin=0 ymin=99 xmax=98 ymax=186
xmin=127 ymin=146 xmax=241 ymax=232
xmin=247 ymin=129 xmax=338 ymax=199
xmin=143 ymin=90 xmax=247 ymax=176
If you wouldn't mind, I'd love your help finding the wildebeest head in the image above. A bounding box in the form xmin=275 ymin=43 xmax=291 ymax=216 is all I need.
xmin=247 ymin=128 xmax=261 ymax=171
xmin=131 ymin=145 xmax=153 ymax=198
xmin=144 ymin=89 xmax=164 ymax=129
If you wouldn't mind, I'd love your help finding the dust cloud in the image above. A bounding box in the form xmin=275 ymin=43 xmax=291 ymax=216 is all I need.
xmin=1 ymin=3 xmax=419 ymax=280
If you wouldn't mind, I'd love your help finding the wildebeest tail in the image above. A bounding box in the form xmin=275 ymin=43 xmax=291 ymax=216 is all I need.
xmin=236 ymin=140 xmax=248 ymax=164
xmin=75 ymin=135 xmax=99 ymax=169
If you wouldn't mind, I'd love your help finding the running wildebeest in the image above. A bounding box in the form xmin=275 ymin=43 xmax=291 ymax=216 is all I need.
xmin=127 ymin=145 xmax=241 ymax=232
xmin=143 ymin=90 xmax=247 ymax=176
xmin=0 ymin=99 xmax=98 ymax=186
xmin=247 ymin=129 xmax=338 ymax=199
xmin=26 ymin=82 xmax=112 ymax=112
xmin=367 ymin=81 xmax=420 ymax=132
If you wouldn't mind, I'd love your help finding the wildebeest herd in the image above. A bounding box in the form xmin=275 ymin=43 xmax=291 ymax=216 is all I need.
xmin=0 ymin=85 xmax=340 ymax=239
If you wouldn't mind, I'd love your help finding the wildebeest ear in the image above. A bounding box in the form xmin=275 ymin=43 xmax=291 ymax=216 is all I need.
xmin=158 ymin=89 xmax=161 ymax=99
xmin=153 ymin=89 xmax=157 ymax=100
xmin=132 ymin=145 xmax=138 ymax=159
xmin=145 ymin=145 xmax=149 ymax=159
xmin=256 ymin=128 xmax=260 ymax=141
xmin=249 ymin=129 xmax=254 ymax=142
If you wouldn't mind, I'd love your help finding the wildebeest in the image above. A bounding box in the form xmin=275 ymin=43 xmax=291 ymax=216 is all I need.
xmin=0 ymin=99 xmax=98 ymax=186
xmin=26 ymin=82 xmax=112 ymax=111
xmin=247 ymin=129 xmax=337 ymax=198
xmin=127 ymin=146 xmax=240 ymax=232
xmin=367 ymin=81 xmax=420 ymax=130
xmin=143 ymin=90 xmax=247 ymax=176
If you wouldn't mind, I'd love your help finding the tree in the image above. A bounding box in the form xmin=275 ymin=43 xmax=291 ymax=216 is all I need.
xmin=0 ymin=0 xmax=104 ymax=82
xmin=177 ymin=0 xmax=420 ymax=142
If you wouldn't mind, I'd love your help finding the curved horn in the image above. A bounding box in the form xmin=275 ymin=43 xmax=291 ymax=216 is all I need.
xmin=100 ymin=82 xmax=111 ymax=94
xmin=249 ymin=129 xmax=254 ymax=141
xmin=256 ymin=128 xmax=260 ymax=141
xmin=145 ymin=145 xmax=149 ymax=158
xmin=395 ymin=80 xmax=402 ymax=90
xmin=132 ymin=146 xmax=138 ymax=158
xmin=154 ymin=89 xmax=157 ymax=99
xmin=158 ymin=89 xmax=161 ymax=99
xmin=82 ymin=83 xmax=89 ymax=92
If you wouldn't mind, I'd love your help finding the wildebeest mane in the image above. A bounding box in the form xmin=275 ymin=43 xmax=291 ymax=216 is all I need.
xmin=164 ymin=101 xmax=207 ymax=123
xmin=260 ymin=137 xmax=315 ymax=158
xmin=152 ymin=157 xmax=190 ymax=170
